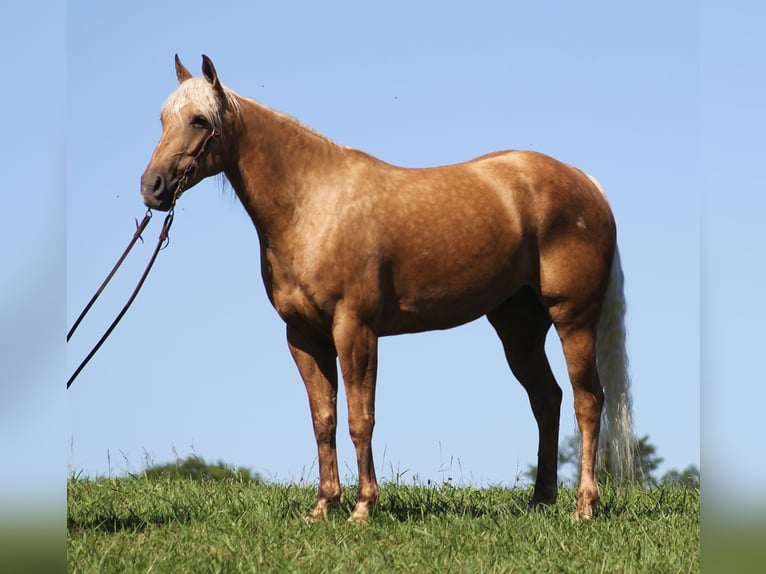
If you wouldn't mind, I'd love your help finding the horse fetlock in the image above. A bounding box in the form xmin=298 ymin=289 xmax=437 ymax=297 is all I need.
xmin=307 ymin=496 xmax=340 ymax=521
xmin=528 ymin=495 xmax=557 ymax=513
xmin=574 ymin=486 xmax=600 ymax=520
xmin=348 ymin=499 xmax=376 ymax=524
xmin=530 ymin=483 xmax=558 ymax=508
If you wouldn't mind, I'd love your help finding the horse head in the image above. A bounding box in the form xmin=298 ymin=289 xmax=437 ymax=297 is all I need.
xmin=140 ymin=55 xmax=236 ymax=211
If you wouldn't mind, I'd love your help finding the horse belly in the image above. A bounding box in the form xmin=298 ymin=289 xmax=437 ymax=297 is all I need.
xmin=380 ymin=227 xmax=533 ymax=335
xmin=382 ymin=284 xmax=516 ymax=335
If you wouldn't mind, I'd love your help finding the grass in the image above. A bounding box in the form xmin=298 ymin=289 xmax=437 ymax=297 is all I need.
xmin=67 ymin=475 xmax=699 ymax=573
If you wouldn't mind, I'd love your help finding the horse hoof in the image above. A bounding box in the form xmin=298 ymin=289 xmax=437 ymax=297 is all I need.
xmin=572 ymin=504 xmax=595 ymax=522
xmin=347 ymin=501 xmax=373 ymax=524
xmin=528 ymin=501 xmax=545 ymax=513
xmin=347 ymin=513 xmax=369 ymax=525
xmin=528 ymin=495 xmax=556 ymax=512
xmin=305 ymin=497 xmax=340 ymax=523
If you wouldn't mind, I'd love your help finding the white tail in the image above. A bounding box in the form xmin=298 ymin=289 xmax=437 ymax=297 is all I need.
xmin=596 ymin=246 xmax=636 ymax=483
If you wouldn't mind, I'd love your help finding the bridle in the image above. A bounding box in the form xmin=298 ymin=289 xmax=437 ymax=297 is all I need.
xmin=171 ymin=127 xmax=221 ymax=207
xmin=67 ymin=127 xmax=220 ymax=389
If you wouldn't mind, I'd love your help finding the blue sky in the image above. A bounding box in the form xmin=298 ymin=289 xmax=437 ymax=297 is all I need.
xmin=4 ymin=1 xmax=765 ymax=510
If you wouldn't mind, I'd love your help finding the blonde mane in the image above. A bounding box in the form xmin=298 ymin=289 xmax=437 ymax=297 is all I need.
xmin=161 ymin=77 xmax=345 ymax=154
xmin=162 ymin=77 xmax=241 ymax=130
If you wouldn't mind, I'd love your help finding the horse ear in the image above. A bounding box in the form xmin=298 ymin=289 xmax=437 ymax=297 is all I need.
xmin=175 ymin=54 xmax=193 ymax=84
xmin=201 ymin=55 xmax=222 ymax=91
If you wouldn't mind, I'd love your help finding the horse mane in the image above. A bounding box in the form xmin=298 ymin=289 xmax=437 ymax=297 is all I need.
xmin=242 ymin=96 xmax=347 ymax=152
xmin=162 ymin=77 xmax=241 ymax=130
xmin=162 ymin=77 xmax=345 ymax=155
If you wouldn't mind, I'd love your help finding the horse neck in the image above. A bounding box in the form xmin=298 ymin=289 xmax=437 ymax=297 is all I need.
xmin=224 ymin=96 xmax=347 ymax=241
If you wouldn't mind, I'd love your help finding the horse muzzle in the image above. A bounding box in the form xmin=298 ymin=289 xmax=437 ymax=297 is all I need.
xmin=140 ymin=170 xmax=175 ymax=211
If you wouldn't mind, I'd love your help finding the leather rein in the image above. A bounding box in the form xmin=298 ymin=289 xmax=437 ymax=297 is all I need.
xmin=67 ymin=128 xmax=219 ymax=389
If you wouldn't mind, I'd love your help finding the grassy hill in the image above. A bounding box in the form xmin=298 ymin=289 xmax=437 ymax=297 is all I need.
xmin=67 ymin=474 xmax=699 ymax=573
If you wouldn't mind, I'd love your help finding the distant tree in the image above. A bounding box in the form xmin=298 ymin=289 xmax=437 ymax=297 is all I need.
xmin=602 ymin=434 xmax=664 ymax=486
xmin=526 ymin=433 xmax=665 ymax=487
xmin=143 ymin=456 xmax=262 ymax=483
xmin=660 ymin=464 xmax=700 ymax=488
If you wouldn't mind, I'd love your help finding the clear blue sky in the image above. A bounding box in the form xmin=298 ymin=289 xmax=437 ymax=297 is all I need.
xmin=4 ymin=1 xmax=765 ymax=511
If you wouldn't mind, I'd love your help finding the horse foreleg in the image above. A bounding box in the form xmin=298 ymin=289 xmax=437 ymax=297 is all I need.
xmin=286 ymin=324 xmax=341 ymax=520
xmin=332 ymin=311 xmax=379 ymax=523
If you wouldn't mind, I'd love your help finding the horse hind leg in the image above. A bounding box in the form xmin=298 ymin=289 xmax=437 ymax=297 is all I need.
xmin=550 ymin=302 xmax=604 ymax=520
xmin=487 ymin=289 xmax=562 ymax=509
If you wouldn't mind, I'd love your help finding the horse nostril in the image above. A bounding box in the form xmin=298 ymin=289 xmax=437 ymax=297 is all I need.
xmin=152 ymin=174 xmax=165 ymax=196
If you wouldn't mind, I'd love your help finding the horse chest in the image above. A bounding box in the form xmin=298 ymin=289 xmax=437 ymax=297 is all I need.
xmin=263 ymin=251 xmax=337 ymax=330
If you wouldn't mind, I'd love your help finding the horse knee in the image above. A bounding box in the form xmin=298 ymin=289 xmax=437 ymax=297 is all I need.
xmin=312 ymin=410 xmax=337 ymax=445
xmin=348 ymin=413 xmax=375 ymax=446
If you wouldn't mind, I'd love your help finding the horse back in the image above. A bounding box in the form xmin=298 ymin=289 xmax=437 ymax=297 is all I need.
xmin=267 ymin=149 xmax=615 ymax=335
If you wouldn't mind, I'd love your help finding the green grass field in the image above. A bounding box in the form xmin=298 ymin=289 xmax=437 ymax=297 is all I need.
xmin=67 ymin=475 xmax=699 ymax=573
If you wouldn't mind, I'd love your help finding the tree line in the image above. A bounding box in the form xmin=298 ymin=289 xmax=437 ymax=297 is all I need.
xmin=525 ymin=433 xmax=700 ymax=487
xmin=141 ymin=433 xmax=698 ymax=489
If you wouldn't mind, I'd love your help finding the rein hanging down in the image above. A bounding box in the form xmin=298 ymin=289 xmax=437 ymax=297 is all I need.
xmin=67 ymin=126 xmax=219 ymax=389
xmin=66 ymin=209 xmax=173 ymax=389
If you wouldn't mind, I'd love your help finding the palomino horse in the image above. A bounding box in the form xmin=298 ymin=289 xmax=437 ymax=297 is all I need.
xmin=141 ymin=55 xmax=634 ymax=522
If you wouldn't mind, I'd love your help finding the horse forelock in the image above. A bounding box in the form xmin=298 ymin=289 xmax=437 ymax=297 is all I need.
xmin=162 ymin=77 xmax=240 ymax=130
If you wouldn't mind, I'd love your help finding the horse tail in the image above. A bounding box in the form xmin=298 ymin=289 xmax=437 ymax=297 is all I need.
xmin=596 ymin=245 xmax=637 ymax=484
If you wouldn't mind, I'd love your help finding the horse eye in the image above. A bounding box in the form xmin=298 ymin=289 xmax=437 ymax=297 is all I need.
xmin=190 ymin=115 xmax=209 ymax=129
